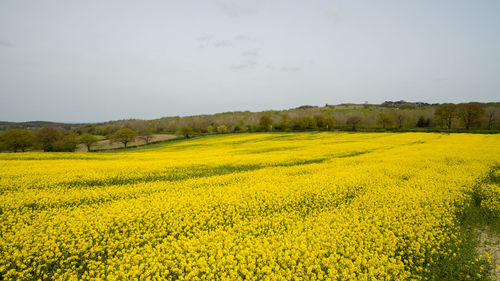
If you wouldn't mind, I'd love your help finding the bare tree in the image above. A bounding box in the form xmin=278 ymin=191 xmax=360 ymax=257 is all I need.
xmin=139 ymin=128 xmax=154 ymax=144
xmin=434 ymin=104 xmax=457 ymax=129
xmin=390 ymin=110 xmax=407 ymax=129
xmin=457 ymin=102 xmax=485 ymax=130
xmin=485 ymin=106 xmax=499 ymax=130
xmin=346 ymin=113 xmax=363 ymax=130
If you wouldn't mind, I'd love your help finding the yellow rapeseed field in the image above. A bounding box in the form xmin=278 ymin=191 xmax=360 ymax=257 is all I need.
xmin=0 ymin=132 xmax=499 ymax=280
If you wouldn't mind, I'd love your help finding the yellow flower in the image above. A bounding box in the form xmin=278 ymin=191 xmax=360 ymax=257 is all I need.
xmin=0 ymin=133 xmax=498 ymax=280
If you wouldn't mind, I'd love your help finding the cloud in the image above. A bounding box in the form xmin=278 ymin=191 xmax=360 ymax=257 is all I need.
xmin=280 ymin=66 xmax=300 ymax=72
xmin=196 ymin=35 xmax=212 ymax=48
xmin=431 ymin=77 xmax=449 ymax=83
xmin=214 ymin=40 xmax=233 ymax=47
xmin=232 ymin=48 xmax=260 ymax=69
xmin=241 ymin=48 xmax=260 ymax=57
xmin=234 ymin=34 xmax=249 ymax=41
xmin=325 ymin=6 xmax=343 ymax=23
xmin=196 ymin=35 xmax=212 ymax=42
xmin=214 ymin=0 xmax=259 ymax=17
xmin=231 ymin=60 xmax=257 ymax=70
xmin=0 ymin=40 xmax=13 ymax=47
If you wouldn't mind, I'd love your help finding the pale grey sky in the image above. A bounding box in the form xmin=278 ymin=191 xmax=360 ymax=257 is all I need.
xmin=1 ymin=0 xmax=499 ymax=122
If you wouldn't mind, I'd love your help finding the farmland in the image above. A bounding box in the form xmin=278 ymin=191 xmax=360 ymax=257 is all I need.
xmin=0 ymin=132 xmax=499 ymax=280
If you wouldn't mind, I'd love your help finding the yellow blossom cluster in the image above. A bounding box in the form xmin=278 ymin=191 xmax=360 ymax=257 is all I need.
xmin=0 ymin=132 xmax=498 ymax=280
xmin=480 ymin=182 xmax=500 ymax=217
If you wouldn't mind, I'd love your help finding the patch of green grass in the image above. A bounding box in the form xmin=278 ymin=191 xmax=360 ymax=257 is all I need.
xmin=468 ymin=165 xmax=500 ymax=233
xmin=98 ymin=136 xmax=184 ymax=153
xmin=426 ymin=165 xmax=500 ymax=280
xmin=62 ymin=158 xmax=330 ymax=188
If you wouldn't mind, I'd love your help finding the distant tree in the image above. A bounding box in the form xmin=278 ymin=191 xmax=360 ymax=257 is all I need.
xmin=457 ymin=102 xmax=485 ymax=130
xmin=91 ymin=126 xmax=103 ymax=135
xmin=416 ymin=116 xmax=431 ymax=127
xmin=388 ymin=110 xmax=406 ymax=129
xmin=0 ymin=129 xmax=36 ymax=152
xmin=434 ymin=104 xmax=457 ymax=129
xmin=397 ymin=113 xmax=405 ymax=128
xmin=80 ymin=133 xmax=99 ymax=152
xmin=246 ymin=124 xmax=256 ymax=132
xmin=123 ymin=120 xmax=150 ymax=135
xmin=346 ymin=114 xmax=363 ymax=130
xmin=110 ymin=128 xmax=137 ymax=148
xmin=313 ymin=114 xmax=334 ymax=130
xmin=101 ymin=126 xmax=113 ymax=136
xmin=216 ymin=124 xmax=228 ymax=134
xmin=259 ymin=115 xmax=273 ymax=131
xmin=36 ymin=127 xmax=63 ymax=152
xmin=206 ymin=125 xmax=215 ymax=134
xmin=295 ymin=116 xmax=317 ymax=130
xmin=61 ymin=133 xmax=80 ymax=152
xmin=325 ymin=116 xmax=335 ymax=130
xmin=233 ymin=119 xmax=247 ymax=133
xmin=139 ymin=128 xmax=154 ymax=144
xmin=279 ymin=113 xmax=291 ymax=130
xmin=376 ymin=112 xmax=394 ymax=129
xmin=180 ymin=126 xmax=193 ymax=138
xmin=485 ymin=106 xmax=499 ymax=130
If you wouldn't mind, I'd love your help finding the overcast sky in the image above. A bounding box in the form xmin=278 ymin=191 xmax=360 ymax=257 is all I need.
xmin=1 ymin=0 xmax=499 ymax=122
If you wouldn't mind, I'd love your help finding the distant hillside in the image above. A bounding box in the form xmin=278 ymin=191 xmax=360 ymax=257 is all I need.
xmin=0 ymin=121 xmax=80 ymax=132
xmin=2 ymin=101 xmax=499 ymax=135
xmin=70 ymin=101 xmax=500 ymax=136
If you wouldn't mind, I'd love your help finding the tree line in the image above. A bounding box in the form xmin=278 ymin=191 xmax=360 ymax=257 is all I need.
xmin=105 ymin=101 xmax=498 ymax=135
xmin=0 ymin=127 xmax=145 ymax=152
xmin=1 ymin=101 xmax=498 ymax=152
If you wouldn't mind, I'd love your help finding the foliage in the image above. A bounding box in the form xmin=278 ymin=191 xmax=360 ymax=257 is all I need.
xmin=0 ymin=133 xmax=498 ymax=280
xmin=393 ymin=111 xmax=407 ymax=128
xmin=110 ymin=128 xmax=137 ymax=148
xmin=258 ymin=115 xmax=273 ymax=131
xmin=216 ymin=124 xmax=228 ymax=134
xmin=138 ymin=127 xmax=154 ymax=144
xmin=484 ymin=107 xmax=498 ymax=130
xmin=314 ymin=114 xmax=335 ymax=130
xmin=79 ymin=133 xmax=99 ymax=152
xmin=0 ymin=121 xmax=76 ymax=132
xmin=376 ymin=112 xmax=394 ymax=129
xmin=458 ymin=102 xmax=486 ymax=130
xmin=61 ymin=133 xmax=80 ymax=152
xmin=295 ymin=116 xmax=317 ymax=130
xmin=180 ymin=126 xmax=193 ymax=138
xmin=416 ymin=116 xmax=431 ymax=127
xmin=36 ymin=127 xmax=63 ymax=152
xmin=470 ymin=165 xmax=500 ymax=223
xmin=435 ymin=104 xmax=457 ymax=129
xmin=274 ymin=113 xmax=291 ymax=131
xmin=346 ymin=114 xmax=363 ymax=130
xmin=3 ymin=103 xmax=500 ymax=137
xmin=0 ymin=129 xmax=36 ymax=152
